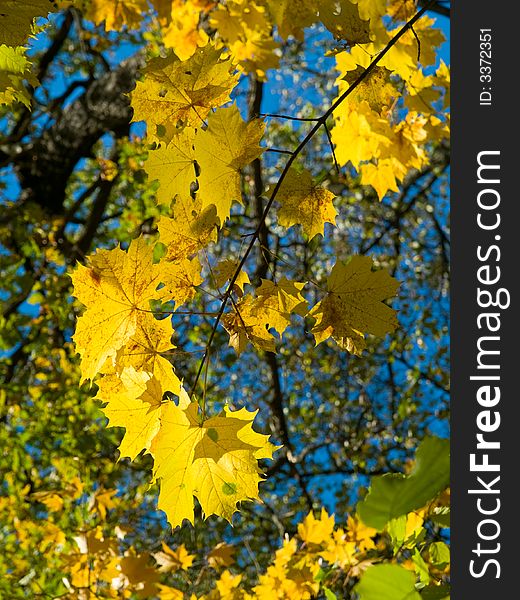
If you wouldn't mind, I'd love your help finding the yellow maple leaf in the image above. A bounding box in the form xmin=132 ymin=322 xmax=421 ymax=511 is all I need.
xmin=96 ymin=367 xmax=164 ymax=461
xmin=208 ymin=542 xmax=236 ymax=569
xmin=157 ymin=584 xmax=185 ymax=600
xmin=265 ymin=0 xmax=317 ymax=41
xmin=320 ymin=528 xmax=357 ymax=568
xmin=213 ymin=259 xmax=250 ymax=294
xmin=69 ymin=555 xmax=90 ymax=588
xmin=341 ymin=65 xmax=395 ymax=113
xmin=360 ymin=158 xmax=400 ymax=199
xmin=131 ymin=43 xmax=239 ymax=141
xmin=153 ymin=541 xmax=195 ymax=572
xmin=196 ymin=104 xmax=265 ymax=223
xmin=0 ymin=0 xmax=54 ymax=46
xmin=277 ymin=167 xmax=337 ymax=239
xmin=210 ymin=1 xmax=280 ymax=77
xmin=351 ymin=0 xmax=387 ymax=30
xmin=159 ymin=0 xmax=210 ymax=60
xmin=86 ymin=0 xmax=149 ymax=31
xmin=150 ymin=400 xmax=276 ymax=527
xmin=331 ymin=100 xmax=392 ymax=167
xmin=253 ymin=278 xmax=307 ymax=336
xmin=405 ymin=509 xmax=425 ymax=539
xmin=318 ymin=0 xmax=370 ymax=44
xmin=107 ymin=312 xmax=182 ymax=396
xmin=145 ymin=128 xmax=197 ymax=205
xmin=216 ymin=569 xmax=243 ymax=597
xmin=346 ymin=515 xmax=377 ymax=551
xmin=222 ymin=404 xmax=281 ymax=459
xmin=71 ymin=236 xmax=182 ymax=382
xmin=309 ymin=255 xmax=399 ymax=354
xmin=158 ymin=195 xmax=218 ymax=262
xmin=90 ymin=488 xmax=117 ymax=520
xmin=31 ymin=491 xmax=64 ymax=512
xmin=0 ymin=45 xmax=37 ymax=109
xmin=119 ymin=551 xmax=160 ymax=598
xmin=159 ymin=255 xmax=204 ymax=307
xmin=298 ymin=507 xmax=335 ymax=545
xmin=222 ymin=294 xmax=276 ymax=354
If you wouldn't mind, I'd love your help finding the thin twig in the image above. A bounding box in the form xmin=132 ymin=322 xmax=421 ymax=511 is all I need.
xmin=260 ymin=113 xmax=320 ymax=122
xmin=323 ymin=121 xmax=340 ymax=173
xmin=265 ymin=148 xmax=294 ymax=156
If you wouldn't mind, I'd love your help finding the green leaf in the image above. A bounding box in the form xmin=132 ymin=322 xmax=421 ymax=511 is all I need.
xmin=357 ymin=437 xmax=450 ymax=530
xmin=324 ymin=587 xmax=337 ymax=600
xmin=387 ymin=515 xmax=406 ymax=552
xmin=412 ymin=549 xmax=430 ymax=587
xmin=430 ymin=506 xmax=450 ymax=528
xmin=420 ymin=584 xmax=450 ymax=599
xmin=428 ymin=542 xmax=450 ymax=569
xmin=355 ymin=564 xmax=421 ymax=600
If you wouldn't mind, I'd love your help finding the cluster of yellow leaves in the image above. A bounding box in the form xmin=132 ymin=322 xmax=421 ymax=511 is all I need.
xmin=242 ymin=509 xmax=377 ymax=599
xmin=3 ymin=466 xmax=449 ymax=598
xmin=81 ymin=0 xmax=388 ymax=78
xmin=71 ymin=233 xmax=277 ymax=527
xmin=132 ymin=42 xmax=266 ymax=223
xmin=222 ymin=256 xmax=398 ymax=356
xmin=331 ymin=9 xmax=450 ymax=199
xmin=69 ymin=0 xmax=448 ymax=533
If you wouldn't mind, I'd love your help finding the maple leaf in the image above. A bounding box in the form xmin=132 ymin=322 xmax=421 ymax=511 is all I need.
xmin=158 ymin=256 xmax=204 ymax=307
xmin=31 ymin=491 xmax=64 ymax=512
xmin=208 ymin=542 xmax=236 ymax=569
xmin=0 ymin=45 xmax=38 ymax=109
xmin=196 ymin=104 xmax=265 ymax=224
xmin=298 ymin=508 xmax=335 ymax=545
xmin=71 ymin=236 xmax=186 ymax=382
xmin=216 ymin=570 xmax=243 ymax=596
xmin=158 ymin=0 xmax=210 ymax=60
xmin=0 ymin=0 xmax=54 ymax=46
xmin=90 ymin=488 xmax=117 ymax=520
xmin=107 ymin=312 xmax=182 ymax=396
xmin=85 ymin=0 xmax=149 ymax=31
xmin=351 ymin=0 xmax=387 ymax=28
xmin=266 ymin=0 xmax=318 ymax=41
xmin=222 ymin=295 xmax=276 ymax=355
xmin=150 ymin=400 xmax=276 ymax=527
xmin=156 ymin=584 xmax=184 ymax=600
xmin=222 ymin=279 xmax=305 ymax=353
xmin=332 ymin=106 xmax=392 ymax=168
xmin=320 ymin=529 xmax=357 ymax=568
xmin=277 ymin=167 xmax=337 ymax=239
xmin=360 ymin=159 xmax=399 ymax=199
xmin=131 ymin=43 xmax=239 ymax=141
xmin=346 ymin=515 xmax=377 ymax=551
xmin=119 ymin=551 xmax=160 ymax=598
xmin=253 ymin=278 xmax=307 ymax=336
xmin=213 ymin=259 xmax=250 ymax=294
xmin=319 ymin=0 xmax=370 ymax=44
xmin=95 ymin=367 xmax=164 ymax=461
xmin=210 ymin=1 xmax=281 ymax=77
xmin=145 ymin=129 xmax=196 ymax=205
xmin=309 ymin=256 xmax=399 ymax=354
xmin=153 ymin=541 xmax=195 ymax=572
xmin=157 ymin=195 xmax=218 ymax=262
xmin=341 ymin=65 xmax=395 ymax=113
